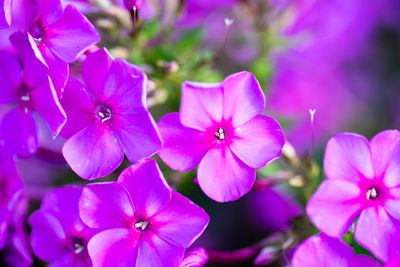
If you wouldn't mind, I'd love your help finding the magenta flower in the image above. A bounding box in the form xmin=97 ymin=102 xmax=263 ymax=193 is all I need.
xmin=0 ymin=31 xmax=66 ymax=158
xmin=61 ymin=48 xmax=162 ymax=180
xmin=0 ymin=145 xmax=23 ymax=249
xmin=29 ymin=185 xmax=96 ymax=266
xmin=158 ymin=71 xmax=285 ymax=202
xmin=79 ymin=159 xmax=209 ymax=266
xmin=29 ymin=0 xmax=99 ymax=94
xmin=307 ymin=130 xmax=400 ymax=262
xmin=291 ymin=234 xmax=380 ymax=267
xmin=0 ymin=0 xmax=12 ymax=28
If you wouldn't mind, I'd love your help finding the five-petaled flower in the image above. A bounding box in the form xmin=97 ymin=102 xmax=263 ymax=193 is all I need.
xmin=158 ymin=71 xmax=285 ymax=202
xmin=79 ymin=159 xmax=209 ymax=266
xmin=307 ymin=130 xmax=400 ymax=262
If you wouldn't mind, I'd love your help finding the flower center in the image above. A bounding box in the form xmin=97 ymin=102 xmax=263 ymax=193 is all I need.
xmin=366 ymin=187 xmax=378 ymax=200
xmin=70 ymin=237 xmax=86 ymax=255
xmin=134 ymin=220 xmax=149 ymax=231
xmin=96 ymin=104 xmax=112 ymax=123
xmin=214 ymin=127 xmax=225 ymax=141
xmin=30 ymin=23 xmax=45 ymax=45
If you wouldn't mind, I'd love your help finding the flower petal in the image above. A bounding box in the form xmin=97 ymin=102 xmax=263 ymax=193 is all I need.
xmin=306 ymin=179 xmax=362 ymax=237
xmin=45 ymin=5 xmax=100 ymax=63
xmin=60 ymin=78 xmax=94 ymax=139
xmin=62 ymin=121 xmax=124 ymax=180
xmin=180 ymin=81 xmax=223 ymax=131
xmin=112 ymin=112 xmax=162 ymax=164
xmin=30 ymin=76 xmax=66 ymax=137
xmin=28 ymin=211 xmax=68 ymax=262
xmin=324 ymin=133 xmax=374 ymax=182
xmin=82 ymin=48 xmax=113 ymax=95
xmin=0 ymin=51 xmax=20 ymax=103
xmin=158 ymin=113 xmax=210 ymax=171
xmin=221 ymin=71 xmax=265 ymax=127
xmin=118 ymin=159 xmax=171 ymax=218
xmin=197 ymin=146 xmax=255 ymax=202
xmin=151 ymin=191 xmax=209 ymax=248
xmin=385 ymin=187 xmax=400 ymax=220
xmin=88 ymin=228 xmax=140 ymax=267
xmin=230 ymin=114 xmax=284 ymax=168
xmin=0 ymin=107 xmax=38 ymax=158
xmin=0 ymin=0 xmax=12 ymax=28
xmin=355 ymin=206 xmax=400 ymax=262
xmin=383 ymin=141 xmax=400 ymax=188
xmin=180 ymin=248 xmax=209 ymax=267
xmin=79 ymin=182 xmax=134 ymax=230
xmin=136 ymin=232 xmax=184 ymax=267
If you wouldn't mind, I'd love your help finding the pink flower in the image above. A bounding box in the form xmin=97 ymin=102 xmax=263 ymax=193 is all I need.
xmin=307 ymin=130 xmax=400 ymax=262
xmin=79 ymin=159 xmax=209 ymax=266
xmin=61 ymin=48 xmax=162 ymax=180
xmin=158 ymin=71 xmax=285 ymax=202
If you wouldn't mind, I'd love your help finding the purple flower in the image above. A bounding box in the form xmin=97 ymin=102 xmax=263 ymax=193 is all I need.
xmin=0 ymin=145 xmax=24 ymax=249
xmin=29 ymin=185 xmax=96 ymax=266
xmin=158 ymin=71 xmax=285 ymax=202
xmin=0 ymin=31 xmax=66 ymax=158
xmin=291 ymin=234 xmax=380 ymax=267
xmin=29 ymin=0 xmax=99 ymax=94
xmin=307 ymin=130 xmax=400 ymax=262
xmin=60 ymin=48 xmax=162 ymax=180
xmin=0 ymin=0 xmax=12 ymax=28
xmin=79 ymin=159 xmax=209 ymax=266
xmin=180 ymin=247 xmax=209 ymax=267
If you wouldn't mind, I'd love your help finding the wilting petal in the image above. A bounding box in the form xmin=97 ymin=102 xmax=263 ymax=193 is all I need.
xmin=40 ymin=186 xmax=85 ymax=233
xmin=0 ymin=0 xmax=12 ymax=28
xmin=118 ymin=159 xmax=170 ymax=218
xmin=292 ymin=234 xmax=358 ymax=267
xmin=136 ymin=232 xmax=184 ymax=267
xmin=112 ymin=112 xmax=162 ymax=164
xmin=88 ymin=228 xmax=140 ymax=267
xmin=383 ymin=142 xmax=400 ymax=188
xmin=355 ymin=206 xmax=400 ymax=262
xmin=230 ymin=114 xmax=284 ymax=168
xmin=158 ymin=113 xmax=210 ymax=171
xmin=60 ymin=78 xmax=94 ymax=138
xmin=0 ymin=52 xmax=20 ymax=103
xmin=324 ymin=133 xmax=374 ymax=182
xmin=82 ymin=48 xmax=113 ymax=95
xmin=152 ymin=192 xmax=209 ymax=248
xmin=40 ymin=45 xmax=69 ymax=97
xmin=29 ymin=211 xmax=68 ymax=262
xmin=30 ymin=77 xmax=66 ymax=137
xmin=306 ymin=179 xmax=362 ymax=237
xmin=180 ymin=81 xmax=223 ymax=131
xmin=197 ymin=146 xmax=255 ymax=202
xmin=45 ymin=5 xmax=99 ymax=63
xmin=62 ymin=121 xmax=124 ymax=179
xmin=0 ymin=107 xmax=38 ymax=158
xmin=221 ymin=71 xmax=265 ymax=127
xmin=79 ymin=182 xmax=134 ymax=229
xmin=180 ymin=248 xmax=209 ymax=267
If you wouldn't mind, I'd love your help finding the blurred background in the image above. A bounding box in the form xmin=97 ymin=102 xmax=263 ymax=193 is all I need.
xmin=2 ymin=0 xmax=400 ymax=266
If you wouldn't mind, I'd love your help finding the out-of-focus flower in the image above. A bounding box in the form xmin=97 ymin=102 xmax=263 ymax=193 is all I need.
xmin=29 ymin=185 xmax=96 ymax=266
xmin=307 ymin=130 xmax=400 ymax=262
xmin=180 ymin=247 xmax=209 ymax=267
xmin=79 ymin=159 xmax=209 ymax=266
xmin=2 ymin=194 xmax=32 ymax=267
xmin=158 ymin=71 xmax=285 ymax=202
xmin=291 ymin=234 xmax=380 ymax=267
xmin=61 ymin=48 xmax=162 ymax=180
xmin=0 ymin=31 xmax=66 ymax=158
xmin=0 ymin=0 xmax=12 ymax=28
xmin=0 ymin=145 xmax=24 ymax=249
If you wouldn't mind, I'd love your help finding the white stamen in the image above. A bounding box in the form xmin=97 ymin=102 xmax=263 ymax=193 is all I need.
xmin=366 ymin=187 xmax=378 ymax=200
xmin=134 ymin=220 xmax=149 ymax=231
xmin=74 ymin=243 xmax=85 ymax=254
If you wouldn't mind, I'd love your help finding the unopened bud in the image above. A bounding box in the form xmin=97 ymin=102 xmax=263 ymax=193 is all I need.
xmin=254 ymin=246 xmax=279 ymax=266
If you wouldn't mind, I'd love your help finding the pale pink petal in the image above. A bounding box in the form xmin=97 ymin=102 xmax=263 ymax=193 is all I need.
xmin=221 ymin=71 xmax=265 ymax=127
xmin=62 ymin=121 xmax=124 ymax=180
xmin=197 ymin=146 xmax=255 ymax=202
xmin=79 ymin=182 xmax=134 ymax=229
xmin=118 ymin=159 xmax=171 ymax=218
xmin=324 ymin=133 xmax=374 ymax=182
xmin=180 ymin=81 xmax=223 ymax=131
xmin=383 ymin=142 xmax=400 ymax=187
xmin=158 ymin=113 xmax=210 ymax=171
xmin=306 ymin=180 xmax=362 ymax=237
xmin=385 ymin=187 xmax=400 ymax=220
